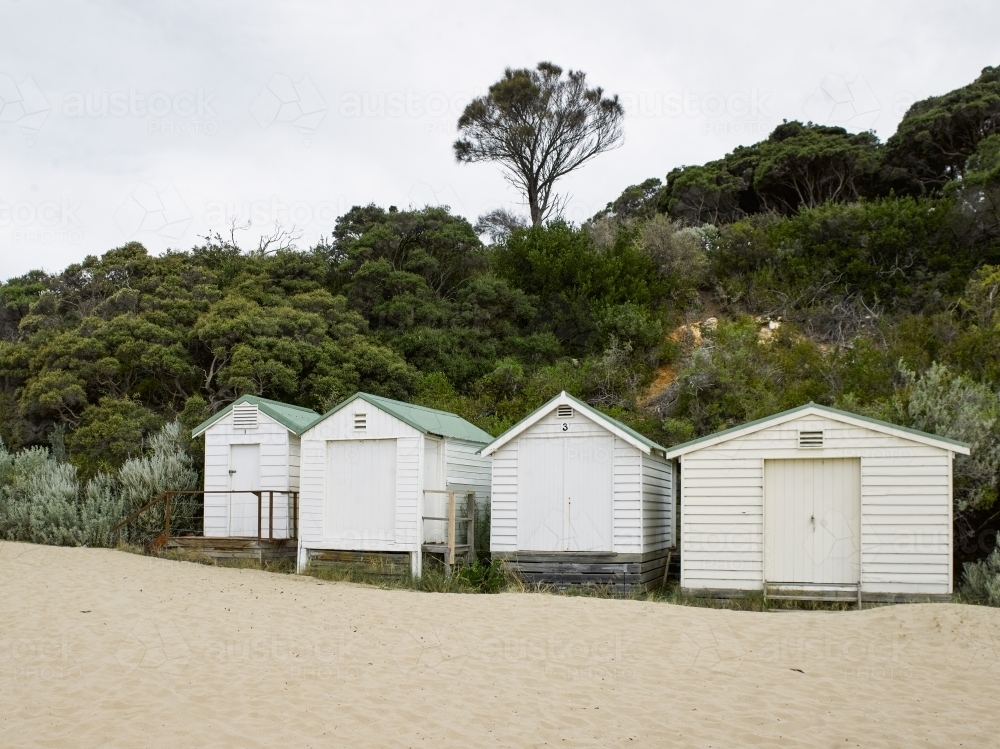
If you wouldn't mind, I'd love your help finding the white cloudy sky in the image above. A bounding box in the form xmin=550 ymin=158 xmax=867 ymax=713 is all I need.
xmin=0 ymin=0 xmax=997 ymax=281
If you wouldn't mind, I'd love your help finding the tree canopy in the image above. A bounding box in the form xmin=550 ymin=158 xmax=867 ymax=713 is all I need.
xmin=455 ymin=62 xmax=624 ymax=226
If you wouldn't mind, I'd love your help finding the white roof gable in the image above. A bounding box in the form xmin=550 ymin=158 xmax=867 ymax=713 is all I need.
xmin=480 ymin=391 xmax=666 ymax=456
xmin=664 ymin=403 xmax=971 ymax=458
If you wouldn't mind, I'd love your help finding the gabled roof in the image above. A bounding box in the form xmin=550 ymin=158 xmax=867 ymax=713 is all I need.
xmin=308 ymin=392 xmax=494 ymax=444
xmin=665 ymin=402 xmax=972 ymax=458
xmin=191 ymin=395 xmax=320 ymax=438
xmin=480 ymin=391 xmax=667 ymax=457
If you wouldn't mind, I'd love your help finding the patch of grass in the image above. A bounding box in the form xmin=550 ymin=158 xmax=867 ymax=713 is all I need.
xmin=109 ymin=545 xmax=930 ymax=610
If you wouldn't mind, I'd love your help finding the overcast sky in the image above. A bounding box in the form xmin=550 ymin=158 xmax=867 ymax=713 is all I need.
xmin=0 ymin=0 xmax=997 ymax=281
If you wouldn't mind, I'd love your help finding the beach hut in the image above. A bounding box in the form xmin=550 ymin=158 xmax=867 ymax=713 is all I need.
xmin=481 ymin=392 xmax=674 ymax=591
xmin=297 ymin=393 xmax=494 ymax=575
xmin=665 ymin=402 xmax=971 ymax=602
xmin=192 ymin=395 xmax=320 ymax=540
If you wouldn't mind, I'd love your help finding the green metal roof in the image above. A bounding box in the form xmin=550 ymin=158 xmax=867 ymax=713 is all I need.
xmin=191 ymin=395 xmax=321 ymax=437
xmin=665 ymin=401 xmax=972 ymax=457
xmin=315 ymin=392 xmax=494 ymax=444
xmin=563 ymin=392 xmax=667 ymax=452
xmin=482 ymin=391 xmax=667 ymax=455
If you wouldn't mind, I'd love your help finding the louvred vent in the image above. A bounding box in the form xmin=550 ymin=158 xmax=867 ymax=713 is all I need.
xmin=799 ymin=430 xmax=824 ymax=448
xmin=556 ymin=405 xmax=574 ymax=418
xmin=233 ymin=403 xmax=259 ymax=429
xmin=354 ymin=413 xmax=367 ymax=430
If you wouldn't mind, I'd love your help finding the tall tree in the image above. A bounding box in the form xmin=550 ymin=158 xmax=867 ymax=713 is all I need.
xmin=884 ymin=65 xmax=1000 ymax=195
xmin=454 ymin=62 xmax=624 ymax=226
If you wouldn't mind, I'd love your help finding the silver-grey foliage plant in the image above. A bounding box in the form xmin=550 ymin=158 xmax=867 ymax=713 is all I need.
xmin=0 ymin=421 xmax=197 ymax=548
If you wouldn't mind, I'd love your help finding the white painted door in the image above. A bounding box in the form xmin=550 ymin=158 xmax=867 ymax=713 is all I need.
xmin=565 ymin=436 xmax=614 ymax=551
xmin=764 ymin=458 xmax=860 ymax=585
xmin=325 ymin=439 xmax=396 ymax=541
xmin=228 ymin=444 xmax=260 ymax=536
xmin=423 ymin=438 xmax=446 ymax=543
xmin=517 ymin=438 xmax=564 ymax=551
xmin=517 ymin=436 xmax=614 ymax=552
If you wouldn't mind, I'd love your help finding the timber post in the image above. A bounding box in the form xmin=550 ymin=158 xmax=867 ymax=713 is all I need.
xmin=164 ymin=491 xmax=172 ymax=540
xmin=445 ymin=491 xmax=456 ymax=579
xmin=466 ymin=492 xmax=475 ymax=565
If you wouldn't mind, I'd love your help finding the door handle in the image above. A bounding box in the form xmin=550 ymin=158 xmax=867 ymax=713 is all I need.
xmin=810 ymin=514 xmax=815 ymax=528
xmin=229 ymin=470 xmax=237 ymax=474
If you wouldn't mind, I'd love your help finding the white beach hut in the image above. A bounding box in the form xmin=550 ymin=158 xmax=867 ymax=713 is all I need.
xmin=481 ymin=392 xmax=675 ymax=591
xmin=296 ymin=392 xmax=494 ymax=575
xmin=191 ymin=395 xmax=320 ymax=540
xmin=665 ymin=402 xmax=971 ymax=602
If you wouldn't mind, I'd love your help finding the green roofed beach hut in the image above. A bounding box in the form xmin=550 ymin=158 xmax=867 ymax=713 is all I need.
xmin=665 ymin=402 xmax=971 ymax=603
xmin=297 ymin=393 xmax=494 ymax=576
xmin=191 ymin=395 xmax=320 ymax=541
xmin=480 ymin=391 xmax=675 ymax=592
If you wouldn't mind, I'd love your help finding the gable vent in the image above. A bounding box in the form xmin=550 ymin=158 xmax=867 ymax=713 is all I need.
xmin=798 ymin=430 xmax=824 ymax=448
xmin=354 ymin=413 xmax=367 ymax=431
xmin=556 ymin=405 xmax=574 ymax=419
xmin=232 ymin=402 xmax=259 ymax=430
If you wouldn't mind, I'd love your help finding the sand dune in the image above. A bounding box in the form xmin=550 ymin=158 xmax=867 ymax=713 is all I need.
xmin=2 ymin=541 xmax=999 ymax=747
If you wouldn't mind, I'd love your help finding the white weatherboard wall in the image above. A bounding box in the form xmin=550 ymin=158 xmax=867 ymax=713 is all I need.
xmin=489 ymin=405 xmax=673 ymax=555
xmin=676 ymin=412 xmax=961 ymax=597
xmin=298 ymin=395 xmax=492 ymax=574
xmin=203 ymin=410 xmax=297 ymax=538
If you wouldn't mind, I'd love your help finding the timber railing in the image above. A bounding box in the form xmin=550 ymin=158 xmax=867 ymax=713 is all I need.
xmin=421 ymin=490 xmax=475 ymax=578
xmin=111 ymin=490 xmax=300 ymax=547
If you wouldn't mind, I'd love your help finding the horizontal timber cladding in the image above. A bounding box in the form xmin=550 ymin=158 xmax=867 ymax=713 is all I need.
xmin=680 ymin=413 xmax=955 ymax=596
xmin=642 ymin=451 xmax=673 ymax=552
xmin=445 ymin=439 xmax=492 ymax=523
xmin=489 ymin=439 xmax=518 ymax=552
xmin=203 ymin=409 xmax=297 ymax=539
xmin=493 ymin=550 xmax=673 ymax=592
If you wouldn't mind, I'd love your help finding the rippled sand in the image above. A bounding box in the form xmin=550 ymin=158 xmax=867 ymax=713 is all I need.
xmin=2 ymin=541 xmax=999 ymax=747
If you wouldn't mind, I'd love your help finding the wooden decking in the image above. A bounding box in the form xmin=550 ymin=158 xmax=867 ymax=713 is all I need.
xmin=493 ymin=549 xmax=677 ymax=593
xmin=166 ymin=536 xmax=296 ymax=561
xmin=304 ymin=549 xmax=411 ymax=577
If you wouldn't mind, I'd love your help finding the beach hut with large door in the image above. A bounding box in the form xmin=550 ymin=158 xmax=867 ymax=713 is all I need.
xmin=665 ymin=403 xmax=971 ymax=602
xmin=192 ymin=395 xmax=320 ymax=541
xmin=481 ymin=392 xmax=674 ymax=591
xmin=297 ymin=393 xmax=493 ymax=575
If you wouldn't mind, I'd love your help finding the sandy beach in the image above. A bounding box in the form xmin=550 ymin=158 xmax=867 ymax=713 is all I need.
xmin=2 ymin=541 xmax=999 ymax=748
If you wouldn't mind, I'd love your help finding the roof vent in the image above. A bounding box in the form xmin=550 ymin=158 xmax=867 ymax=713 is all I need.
xmin=799 ymin=430 xmax=824 ymax=448
xmin=354 ymin=413 xmax=367 ymax=431
xmin=233 ymin=402 xmax=259 ymax=430
xmin=556 ymin=405 xmax=574 ymax=419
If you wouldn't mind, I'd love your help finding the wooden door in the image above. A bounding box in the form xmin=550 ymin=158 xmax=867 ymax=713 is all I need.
xmin=764 ymin=458 xmax=860 ymax=584
xmin=228 ymin=443 xmax=260 ymax=536
xmin=517 ymin=437 xmax=565 ymax=551
xmin=325 ymin=439 xmax=397 ymax=541
xmin=564 ymin=436 xmax=614 ymax=552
